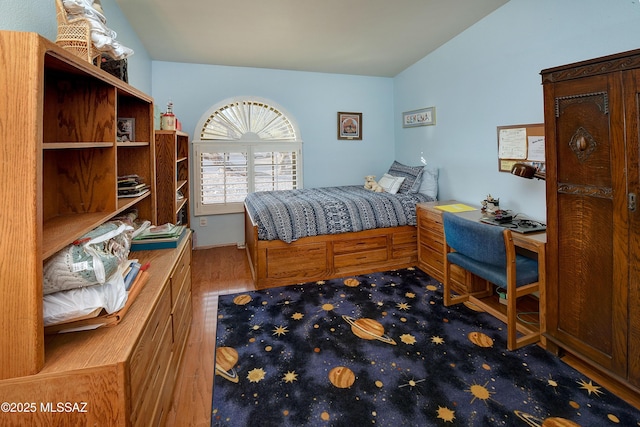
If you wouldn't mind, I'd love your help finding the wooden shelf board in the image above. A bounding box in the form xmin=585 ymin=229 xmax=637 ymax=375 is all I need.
xmin=175 ymin=198 xmax=188 ymax=215
xmin=117 ymin=141 xmax=150 ymax=147
xmin=43 ymin=142 xmax=113 ymax=149
xmin=43 ymin=193 xmax=152 ymax=259
xmin=43 ymin=212 xmax=118 ymax=259
xmin=177 ymin=180 xmax=188 ymax=192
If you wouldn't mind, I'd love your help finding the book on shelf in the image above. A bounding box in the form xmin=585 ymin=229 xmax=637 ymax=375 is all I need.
xmin=130 ymin=227 xmax=188 ymax=251
xmin=117 ymin=174 xmax=149 ymax=198
xmin=118 ymin=188 xmax=150 ymax=198
xmin=134 ymin=223 xmax=185 ymax=240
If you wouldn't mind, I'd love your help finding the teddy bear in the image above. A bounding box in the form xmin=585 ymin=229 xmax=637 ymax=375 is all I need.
xmin=364 ymin=175 xmax=384 ymax=192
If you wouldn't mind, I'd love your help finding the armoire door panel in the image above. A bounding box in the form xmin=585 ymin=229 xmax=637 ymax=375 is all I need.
xmin=556 ymin=194 xmax=613 ymax=357
xmin=555 ymin=93 xmax=612 ymax=189
xmin=625 ymin=69 xmax=640 ymax=387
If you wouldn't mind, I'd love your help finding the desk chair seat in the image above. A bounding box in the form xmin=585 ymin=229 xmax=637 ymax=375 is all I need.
xmin=442 ymin=212 xmax=540 ymax=350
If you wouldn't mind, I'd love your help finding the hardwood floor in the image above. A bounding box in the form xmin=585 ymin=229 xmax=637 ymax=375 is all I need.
xmin=165 ymin=246 xmax=255 ymax=427
xmin=164 ymin=245 xmax=640 ymax=426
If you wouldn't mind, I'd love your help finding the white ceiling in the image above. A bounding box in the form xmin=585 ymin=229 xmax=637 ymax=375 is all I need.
xmin=115 ymin=0 xmax=508 ymax=77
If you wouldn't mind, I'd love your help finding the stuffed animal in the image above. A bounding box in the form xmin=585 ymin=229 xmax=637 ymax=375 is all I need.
xmin=364 ymin=175 xmax=384 ymax=192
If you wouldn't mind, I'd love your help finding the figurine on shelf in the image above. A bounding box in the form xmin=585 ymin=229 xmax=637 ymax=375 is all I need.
xmin=161 ymin=100 xmax=176 ymax=130
xmin=481 ymin=194 xmax=500 ymax=213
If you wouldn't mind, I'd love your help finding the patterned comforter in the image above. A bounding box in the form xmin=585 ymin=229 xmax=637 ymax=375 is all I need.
xmin=244 ymin=185 xmax=433 ymax=243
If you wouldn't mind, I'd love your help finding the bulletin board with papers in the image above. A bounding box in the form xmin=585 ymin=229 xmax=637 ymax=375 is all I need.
xmin=497 ymin=123 xmax=545 ymax=174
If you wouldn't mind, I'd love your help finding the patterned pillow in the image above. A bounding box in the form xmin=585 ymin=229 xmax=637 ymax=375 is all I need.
xmin=387 ymin=161 xmax=424 ymax=193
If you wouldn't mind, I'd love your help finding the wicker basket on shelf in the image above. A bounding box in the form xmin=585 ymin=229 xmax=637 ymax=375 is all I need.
xmin=55 ymin=0 xmax=101 ymax=65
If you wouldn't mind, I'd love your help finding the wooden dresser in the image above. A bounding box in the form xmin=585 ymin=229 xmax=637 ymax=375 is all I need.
xmin=542 ymin=48 xmax=640 ymax=392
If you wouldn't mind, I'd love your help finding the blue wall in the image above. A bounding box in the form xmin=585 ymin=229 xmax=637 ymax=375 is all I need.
xmin=0 ymin=0 xmax=152 ymax=93
xmin=151 ymin=63 xmax=395 ymax=247
xmin=394 ymin=0 xmax=640 ymax=222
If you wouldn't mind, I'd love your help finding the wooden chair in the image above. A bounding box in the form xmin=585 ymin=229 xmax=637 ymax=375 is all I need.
xmin=442 ymin=212 xmax=540 ymax=350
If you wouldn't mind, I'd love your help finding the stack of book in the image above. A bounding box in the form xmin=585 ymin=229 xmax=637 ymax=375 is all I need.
xmin=131 ymin=223 xmax=187 ymax=251
xmin=118 ymin=174 xmax=150 ymax=198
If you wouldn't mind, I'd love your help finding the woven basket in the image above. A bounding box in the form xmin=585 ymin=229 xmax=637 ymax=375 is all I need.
xmin=55 ymin=0 xmax=101 ymax=65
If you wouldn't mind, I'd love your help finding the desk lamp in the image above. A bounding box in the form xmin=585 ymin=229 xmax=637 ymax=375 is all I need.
xmin=511 ymin=163 xmax=545 ymax=180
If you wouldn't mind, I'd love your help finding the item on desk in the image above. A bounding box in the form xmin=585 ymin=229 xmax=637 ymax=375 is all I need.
xmin=481 ymin=194 xmax=500 ymax=213
xmin=492 ymin=209 xmax=513 ymax=223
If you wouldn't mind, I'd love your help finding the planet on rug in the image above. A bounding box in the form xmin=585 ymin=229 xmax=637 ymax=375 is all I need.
xmin=211 ymin=267 xmax=640 ymax=426
xmin=341 ymin=315 xmax=397 ymax=345
xmin=215 ymin=347 xmax=240 ymax=384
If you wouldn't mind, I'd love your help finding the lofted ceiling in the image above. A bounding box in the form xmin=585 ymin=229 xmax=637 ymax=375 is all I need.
xmin=115 ymin=0 xmax=508 ymax=77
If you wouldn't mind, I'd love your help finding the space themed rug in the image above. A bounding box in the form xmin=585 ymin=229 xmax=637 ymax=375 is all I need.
xmin=211 ymin=267 xmax=640 ymax=426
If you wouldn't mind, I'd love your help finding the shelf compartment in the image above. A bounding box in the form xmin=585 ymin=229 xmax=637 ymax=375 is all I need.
xmin=43 ymin=147 xmax=117 ymax=221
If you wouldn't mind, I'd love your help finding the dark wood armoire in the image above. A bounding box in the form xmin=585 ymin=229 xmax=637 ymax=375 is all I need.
xmin=542 ymin=49 xmax=640 ymax=392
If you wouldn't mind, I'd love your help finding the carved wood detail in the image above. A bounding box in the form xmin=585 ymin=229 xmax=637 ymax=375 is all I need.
xmin=541 ymin=52 xmax=640 ymax=83
xmin=557 ymin=182 xmax=613 ymax=199
xmin=568 ymin=127 xmax=597 ymax=163
xmin=555 ymin=92 xmax=608 ymax=117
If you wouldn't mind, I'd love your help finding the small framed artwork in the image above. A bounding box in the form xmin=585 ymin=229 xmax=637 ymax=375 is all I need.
xmin=403 ymin=107 xmax=436 ymax=127
xmin=337 ymin=112 xmax=362 ymax=140
xmin=117 ymin=117 xmax=135 ymax=142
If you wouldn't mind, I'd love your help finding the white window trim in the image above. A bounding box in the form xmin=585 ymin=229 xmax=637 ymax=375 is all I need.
xmin=193 ymin=97 xmax=303 ymax=216
xmin=194 ymin=140 xmax=303 ymax=215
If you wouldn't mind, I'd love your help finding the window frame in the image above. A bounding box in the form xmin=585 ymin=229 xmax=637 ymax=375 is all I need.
xmin=193 ymin=97 xmax=303 ymax=216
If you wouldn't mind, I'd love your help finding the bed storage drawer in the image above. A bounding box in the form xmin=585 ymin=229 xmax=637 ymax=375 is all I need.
xmin=264 ymin=243 xmax=328 ymax=279
xmin=333 ymin=236 xmax=386 ymax=254
xmin=333 ymin=236 xmax=389 ymax=270
xmin=334 ymin=247 xmax=388 ymax=269
xmin=392 ymin=229 xmax=418 ymax=259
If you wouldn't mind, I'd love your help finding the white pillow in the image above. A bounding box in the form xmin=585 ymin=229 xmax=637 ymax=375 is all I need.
xmin=378 ymin=174 xmax=405 ymax=194
xmin=418 ymin=166 xmax=439 ymax=199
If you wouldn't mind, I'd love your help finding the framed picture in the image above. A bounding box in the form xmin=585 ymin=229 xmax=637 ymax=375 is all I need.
xmin=117 ymin=117 xmax=135 ymax=142
xmin=402 ymin=107 xmax=436 ymax=127
xmin=337 ymin=112 xmax=362 ymax=140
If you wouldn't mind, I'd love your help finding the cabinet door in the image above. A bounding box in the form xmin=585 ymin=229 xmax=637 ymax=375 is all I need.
xmin=625 ymin=69 xmax=640 ymax=387
xmin=544 ymin=73 xmax=629 ymax=376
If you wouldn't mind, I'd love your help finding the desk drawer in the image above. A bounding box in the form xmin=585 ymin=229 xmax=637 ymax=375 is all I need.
xmin=170 ymin=242 xmax=191 ymax=306
xmin=418 ymin=207 xmax=443 ymax=228
xmin=419 ymin=243 xmax=444 ymax=282
xmin=419 ymin=227 xmax=443 ymax=253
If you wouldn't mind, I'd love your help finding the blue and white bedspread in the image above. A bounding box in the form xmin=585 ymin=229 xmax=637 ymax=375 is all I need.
xmin=245 ymin=186 xmax=433 ymax=243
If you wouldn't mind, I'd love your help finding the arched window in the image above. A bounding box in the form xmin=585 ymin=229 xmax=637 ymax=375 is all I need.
xmin=193 ymin=97 xmax=303 ymax=215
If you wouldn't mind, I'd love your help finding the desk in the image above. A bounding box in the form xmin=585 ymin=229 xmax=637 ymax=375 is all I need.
xmin=416 ymin=200 xmax=547 ymax=346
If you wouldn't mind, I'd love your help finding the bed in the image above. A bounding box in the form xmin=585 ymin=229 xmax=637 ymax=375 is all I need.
xmin=244 ymin=164 xmax=438 ymax=289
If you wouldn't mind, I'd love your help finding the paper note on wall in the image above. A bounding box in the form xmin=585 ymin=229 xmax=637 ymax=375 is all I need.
xmin=527 ymin=136 xmax=545 ymax=161
xmin=498 ymin=128 xmax=527 ymax=159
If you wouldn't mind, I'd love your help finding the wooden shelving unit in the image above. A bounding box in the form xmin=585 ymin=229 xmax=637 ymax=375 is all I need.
xmin=0 ymin=31 xmax=192 ymax=426
xmin=155 ymin=130 xmax=190 ymax=227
